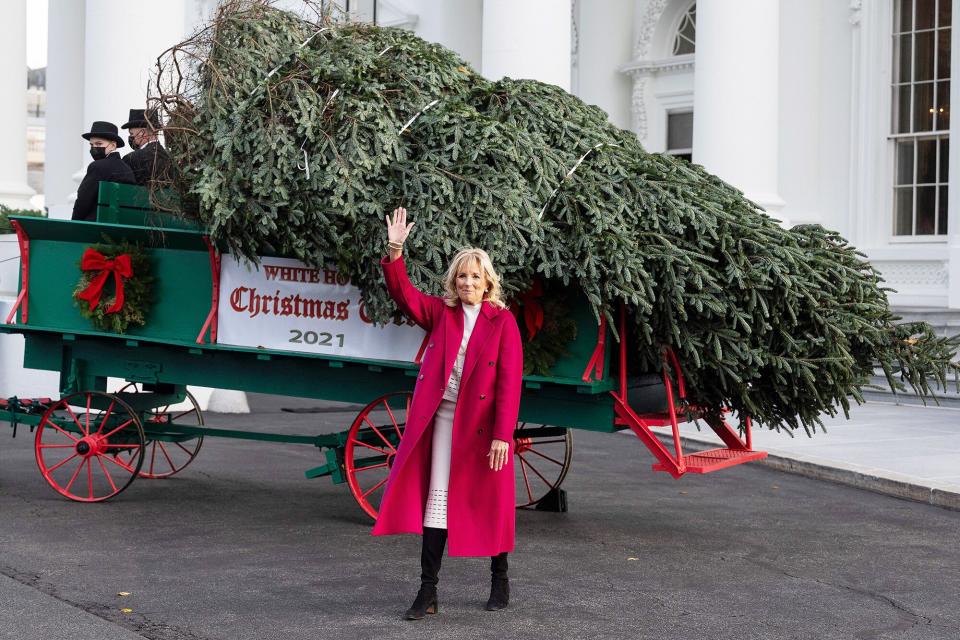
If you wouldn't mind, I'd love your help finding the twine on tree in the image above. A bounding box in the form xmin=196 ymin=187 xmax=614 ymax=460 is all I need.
xmin=297 ymin=87 xmax=340 ymax=179
xmin=298 ymin=139 xmax=311 ymax=179
xmin=298 ymin=38 xmax=390 ymax=175
xmin=249 ymin=27 xmax=330 ymax=97
xmin=398 ymin=99 xmax=440 ymax=135
xmin=538 ymin=143 xmax=617 ymax=220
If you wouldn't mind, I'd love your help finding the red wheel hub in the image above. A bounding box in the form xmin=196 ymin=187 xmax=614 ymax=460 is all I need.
xmin=74 ymin=434 xmax=108 ymax=457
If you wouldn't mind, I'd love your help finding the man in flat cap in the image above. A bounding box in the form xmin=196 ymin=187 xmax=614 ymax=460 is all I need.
xmin=71 ymin=121 xmax=135 ymax=221
xmin=121 ymin=108 xmax=172 ymax=187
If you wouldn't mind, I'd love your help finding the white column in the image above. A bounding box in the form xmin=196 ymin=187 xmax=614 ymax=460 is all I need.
xmin=0 ymin=0 xmax=36 ymax=209
xmin=415 ymin=0 xmax=483 ymax=71
xmin=946 ymin=0 xmax=960 ymax=308
xmin=44 ymin=0 xmax=86 ymax=219
xmin=0 ymin=0 xmax=54 ymax=394
xmin=74 ymin=0 xmax=189 ymax=191
xmin=482 ymin=0 xmax=571 ymax=90
xmin=692 ymin=0 xmax=786 ymax=221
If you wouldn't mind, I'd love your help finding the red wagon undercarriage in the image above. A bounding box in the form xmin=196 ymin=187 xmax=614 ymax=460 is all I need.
xmin=597 ymin=306 xmax=767 ymax=479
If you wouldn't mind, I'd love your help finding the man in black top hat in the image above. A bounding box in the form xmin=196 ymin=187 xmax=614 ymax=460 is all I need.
xmin=71 ymin=121 xmax=135 ymax=221
xmin=121 ymin=108 xmax=172 ymax=187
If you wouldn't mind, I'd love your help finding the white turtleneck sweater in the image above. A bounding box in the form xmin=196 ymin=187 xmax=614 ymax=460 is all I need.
xmin=442 ymin=301 xmax=482 ymax=401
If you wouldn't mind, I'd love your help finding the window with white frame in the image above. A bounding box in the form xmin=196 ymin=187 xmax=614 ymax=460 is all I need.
xmin=666 ymin=111 xmax=693 ymax=162
xmin=666 ymin=3 xmax=695 ymax=161
xmin=673 ymin=3 xmax=696 ymax=56
xmin=892 ymin=0 xmax=951 ymax=236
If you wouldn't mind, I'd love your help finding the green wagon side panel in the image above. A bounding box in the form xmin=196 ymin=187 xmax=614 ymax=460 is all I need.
xmin=11 ymin=217 xmax=213 ymax=343
xmin=17 ymin=330 xmax=617 ymax=432
xmin=517 ymin=386 xmax=615 ymax=431
xmin=95 ymin=182 xmax=202 ymax=231
xmin=540 ymin=288 xmax=609 ymax=381
xmin=98 ymin=181 xmax=154 ymax=209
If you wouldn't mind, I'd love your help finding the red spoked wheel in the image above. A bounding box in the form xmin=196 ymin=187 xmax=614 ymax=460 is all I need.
xmin=116 ymin=383 xmax=204 ymax=479
xmin=34 ymin=391 xmax=145 ymax=502
xmin=344 ymin=391 xmax=411 ymax=520
xmin=514 ymin=422 xmax=573 ymax=508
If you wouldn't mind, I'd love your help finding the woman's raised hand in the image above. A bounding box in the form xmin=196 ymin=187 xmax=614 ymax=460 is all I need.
xmin=386 ymin=207 xmax=414 ymax=246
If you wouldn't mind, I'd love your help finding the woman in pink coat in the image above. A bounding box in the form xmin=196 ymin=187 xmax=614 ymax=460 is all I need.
xmin=373 ymin=207 xmax=523 ymax=619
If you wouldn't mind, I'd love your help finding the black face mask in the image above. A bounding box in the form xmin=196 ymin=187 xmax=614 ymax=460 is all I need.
xmin=89 ymin=147 xmax=107 ymax=161
xmin=127 ymin=136 xmax=141 ymax=150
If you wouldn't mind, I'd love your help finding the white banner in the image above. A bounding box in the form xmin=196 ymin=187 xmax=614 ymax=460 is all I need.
xmin=217 ymin=256 xmax=426 ymax=362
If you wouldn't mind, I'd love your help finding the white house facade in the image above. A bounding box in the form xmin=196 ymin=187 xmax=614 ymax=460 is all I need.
xmin=0 ymin=0 xmax=958 ymax=399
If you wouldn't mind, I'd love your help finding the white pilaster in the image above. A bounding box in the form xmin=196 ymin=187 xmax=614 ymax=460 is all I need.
xmin=45 ymin=0 xmax=86 ymax=219
xmin=0 ymin=0 xmax=36 ymax=209
xmin=947 ymin=0 xmax=960 ymax=308
xmin=481 ymin=0 xmax=572 ymax=90
xmin=74 ymin=0 xmax=189 ymax=191
xmin=692 ymin=0 xmax=785 ymax=220
xmin=413 ymin=0 xmax=481 ymax=70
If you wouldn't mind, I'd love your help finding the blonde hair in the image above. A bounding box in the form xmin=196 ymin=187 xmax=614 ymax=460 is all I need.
xmin=442 ymin=248 xmax=506 ymax=308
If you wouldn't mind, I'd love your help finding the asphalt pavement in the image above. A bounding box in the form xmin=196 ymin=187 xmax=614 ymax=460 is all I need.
xmin=1 ymin=393 xmax=959 ymax=640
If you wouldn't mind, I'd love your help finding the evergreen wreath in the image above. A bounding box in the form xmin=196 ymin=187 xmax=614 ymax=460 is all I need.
xmin=511 ymin=280 xmax=578 ymax=377
xmin=73 ymin=239 xmax=154 ymax=334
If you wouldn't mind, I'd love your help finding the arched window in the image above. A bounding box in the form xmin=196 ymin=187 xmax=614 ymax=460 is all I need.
xmin=672 ymin=2 xmax=696 ymax=56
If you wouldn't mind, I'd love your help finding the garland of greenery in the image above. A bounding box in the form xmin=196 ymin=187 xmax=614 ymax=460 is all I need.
xmin=0 ymin=205 xmax=45 ymax=234
xmin=73 ymin=239 xmax=154 ymax=334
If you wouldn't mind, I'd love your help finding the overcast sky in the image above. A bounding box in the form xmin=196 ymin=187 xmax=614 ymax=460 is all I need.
xmin=27 ymin=0 xmax=48 ymax=69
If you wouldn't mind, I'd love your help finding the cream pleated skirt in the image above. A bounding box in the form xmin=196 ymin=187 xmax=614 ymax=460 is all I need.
xmin=423 ymin=398 xmax=456 ymax=529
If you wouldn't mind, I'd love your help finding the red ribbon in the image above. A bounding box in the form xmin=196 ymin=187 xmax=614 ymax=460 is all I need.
xmin=76 ymin=248 xmax=133 ymax=314
xmin=510 ymin=278 xmax=545 ymax=340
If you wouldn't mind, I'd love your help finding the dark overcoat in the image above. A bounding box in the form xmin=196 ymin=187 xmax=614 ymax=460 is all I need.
xmin=122 ymin=141 xmax=172 ymax=186
xmin=71 ymin=152 xmax=135 ymax=221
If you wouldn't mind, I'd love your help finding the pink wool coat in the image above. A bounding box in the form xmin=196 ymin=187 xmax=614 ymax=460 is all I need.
xmin=371 ymin=255 xmax=522 ymax=557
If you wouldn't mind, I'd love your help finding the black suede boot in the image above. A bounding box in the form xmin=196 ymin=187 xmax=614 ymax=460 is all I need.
xmin=485 ymin=552 xmax=509 ymax=611
xmin=406 ymin=527 xmax=447 ymax=620
xmin=405 ymin=584 xmax=437 ymax=620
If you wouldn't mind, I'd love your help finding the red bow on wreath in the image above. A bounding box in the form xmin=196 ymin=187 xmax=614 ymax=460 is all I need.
xmin=76 ymin=248 xmax=133 ymax=314
xmin=510 ymin=278 xmax=545 ymax=340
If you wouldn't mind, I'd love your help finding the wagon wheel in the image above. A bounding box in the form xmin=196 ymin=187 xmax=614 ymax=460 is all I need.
xmin=344 ymin=391 xmax=411 ymax=520
xmin=34 ymin=391 xmax=145 ymax=502
xmin=513 ymin=422 xmax=573 ymax=509
xmin=116 ymin=383 xmax=204 ymax=479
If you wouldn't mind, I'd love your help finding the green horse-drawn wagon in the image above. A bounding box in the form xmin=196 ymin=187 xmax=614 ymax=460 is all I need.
xmin=0 ymin=182 xmax=765 ymax=514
